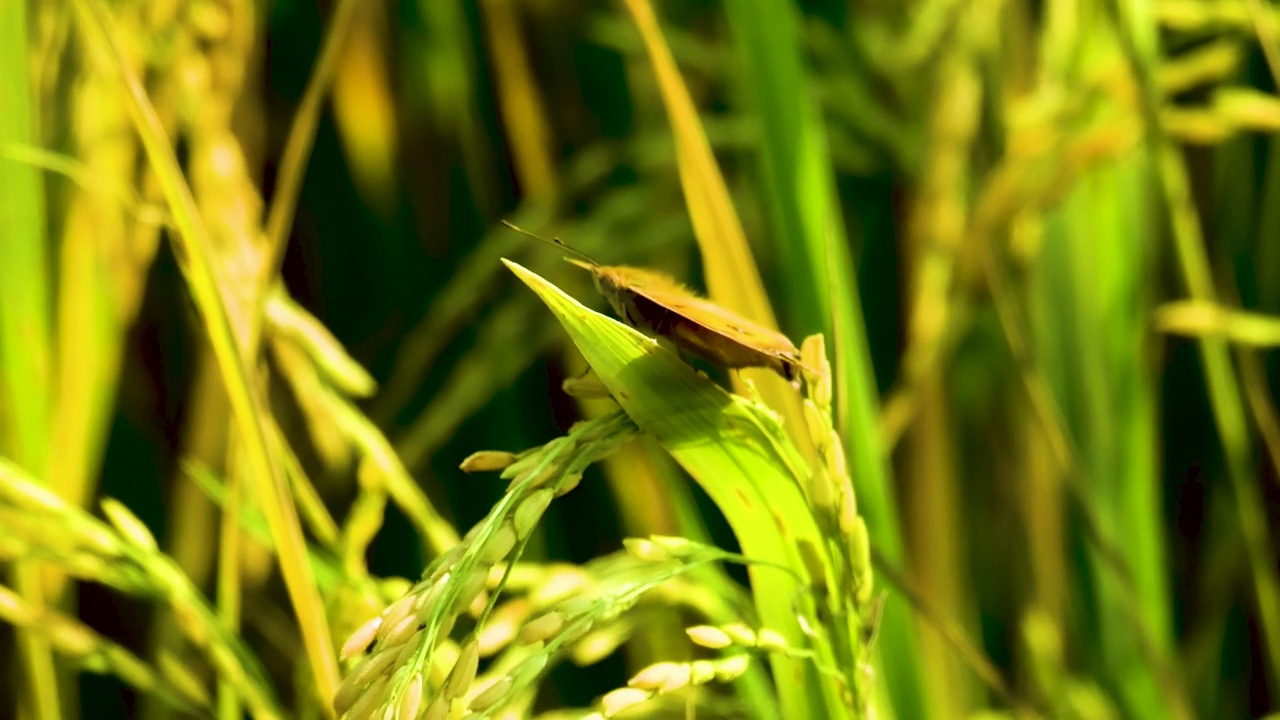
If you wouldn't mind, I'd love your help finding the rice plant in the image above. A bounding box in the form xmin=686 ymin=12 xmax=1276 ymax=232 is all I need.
xmin=1 ymin=0 xmax=1278 ymax=718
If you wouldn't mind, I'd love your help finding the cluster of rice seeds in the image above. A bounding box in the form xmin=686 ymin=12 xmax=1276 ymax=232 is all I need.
xmin=463 ymin=556 xmax=706 ymax=718
xmin=465 ymin=556 xmax=709 ymax=715
xmin=342 ymin=539 xmax=731 ymax=718
xmin=489 ymin=561 xmax=637 ymax=657
xmin=0 ymin=463 xmax=281 ymax=716
xmin=476 ymin=564 xmax=597 ymax=657
xmin=334 ymin=564 xmax=490 ymax=718
xmin=333 ymin=412 xmax=638 ymax=718
xmin=686 ymin=624 xmax=794 ymax=655
xmin=60 ymin=0 xmax=174 ymax=325
xmin=798 ymin=335 xmax=875 ymax=709
xmin=587 ymin=653 xmax=752 ymax=719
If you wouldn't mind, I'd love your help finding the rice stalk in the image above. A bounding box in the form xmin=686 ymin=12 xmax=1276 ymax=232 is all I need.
xmin=70 ymin=0 xmax=341 ymax=702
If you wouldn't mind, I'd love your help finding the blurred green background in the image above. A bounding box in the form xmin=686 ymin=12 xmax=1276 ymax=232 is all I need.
xmin=3 ymin=0 xmax=1280 ymax=717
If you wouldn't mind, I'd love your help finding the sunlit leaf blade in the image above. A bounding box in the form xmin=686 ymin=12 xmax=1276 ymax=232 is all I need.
xmin=0 ymin=0 xmax=59 ymax=716
xmin=0 ymin=0 xmax=51 ymax=477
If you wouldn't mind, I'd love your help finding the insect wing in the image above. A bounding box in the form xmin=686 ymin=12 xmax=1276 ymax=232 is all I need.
xmin=626 ymin=284 xmax=808 ymax=379
xmin=566 ymin=259 xmax=809 ymax=380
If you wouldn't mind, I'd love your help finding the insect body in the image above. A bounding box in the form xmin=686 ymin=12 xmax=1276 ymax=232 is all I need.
xmin=503 ymin=221 xmax=809 ymax=382
xmin=567 ymin=261 xmax=808 ymax=382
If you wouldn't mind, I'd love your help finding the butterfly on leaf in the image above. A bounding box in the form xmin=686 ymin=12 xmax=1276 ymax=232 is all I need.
xmin=503 ymin=221 xmax=810 ymax=383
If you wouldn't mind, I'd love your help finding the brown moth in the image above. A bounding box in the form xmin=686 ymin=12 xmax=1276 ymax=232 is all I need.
xmin=503 ymin=221 xmax=809 ymax=382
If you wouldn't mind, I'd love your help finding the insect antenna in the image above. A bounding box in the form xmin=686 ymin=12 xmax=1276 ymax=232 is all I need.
xmin=500 ymin=220 xmax=600 ymax=266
